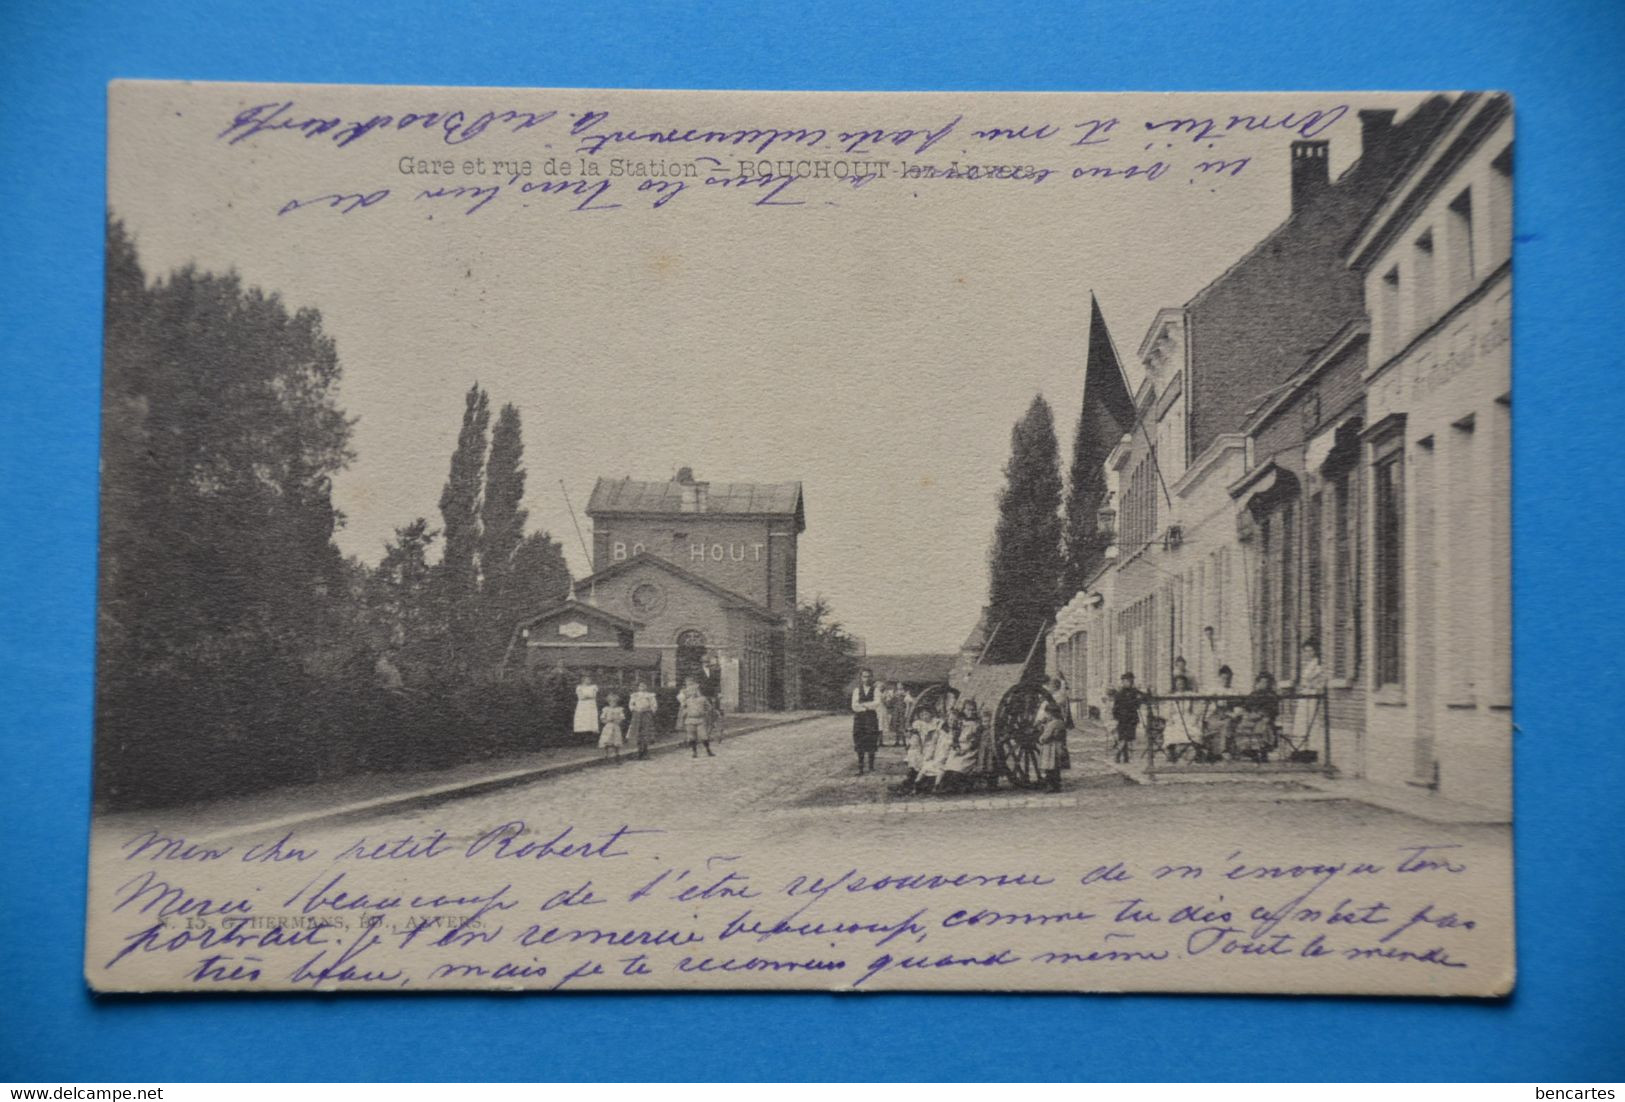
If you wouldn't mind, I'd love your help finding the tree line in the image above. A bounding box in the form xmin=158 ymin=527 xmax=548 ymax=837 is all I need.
xmin=96 ymin=217 xmax=860 ymax=808
xmin=97 ymin=217 xmax=570 ymax=808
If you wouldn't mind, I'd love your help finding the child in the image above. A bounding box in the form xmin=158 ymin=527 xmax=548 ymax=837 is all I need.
xmin=1111 ymin=672 xmax=1143 ymax=764
xmin=678 ymin=679 xmax=714 ymax=758
xmin=888 ymin=682 xmax=909 ymax=747
xmin=911 ymin=708 xmax=947 ymax=794
xmin=598 ymin=693 xmax=627 ymax=762
xmin=897 ymin=705 xmax=936 ymax=793
xmin=936 ymin=702 xmax=982 ymax=795
xmin=1037 ymin=701 xmax=1068 ymax=792
xmin=969 ymin=700 xmax=1001 ymax=789
xmin=627 ymin=681 xmax=658 ymax=760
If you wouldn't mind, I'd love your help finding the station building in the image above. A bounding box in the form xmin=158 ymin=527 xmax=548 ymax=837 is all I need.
xmin=513 ymin=468 xmax=803 ymax=710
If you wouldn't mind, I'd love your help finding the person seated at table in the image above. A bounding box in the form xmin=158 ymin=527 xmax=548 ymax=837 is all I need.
xmin=1232 ymin=671 xmax=1280 ymax=761
xmin=1170 ymin=656 xmax=1197 ymax=693
xmin=1199 ymin=665 xmax=1239 ymax=762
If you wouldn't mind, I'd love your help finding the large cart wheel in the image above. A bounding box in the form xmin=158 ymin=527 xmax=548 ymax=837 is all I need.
xmin=907 ymin=683 xmax=958 ymax=728
xmin=994 ymin=682 xmax=1056 ymax=789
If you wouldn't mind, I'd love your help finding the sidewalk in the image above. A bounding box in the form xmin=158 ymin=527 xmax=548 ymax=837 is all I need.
xmin=95 ymin=711 xmax=827 ymax=846
xmin=1082 ymin=717 xmax=1509 ymax=825
xmin=1294 ymin=774 xmax=1510 ymax=825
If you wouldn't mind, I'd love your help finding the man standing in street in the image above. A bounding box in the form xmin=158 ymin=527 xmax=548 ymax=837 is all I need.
xmin=701 ymin=651 xmax=725 ymax=745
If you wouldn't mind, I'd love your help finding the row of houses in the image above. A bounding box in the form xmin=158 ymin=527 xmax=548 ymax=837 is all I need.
xmin=1049 ymin=93 xmax=1513 ymax=815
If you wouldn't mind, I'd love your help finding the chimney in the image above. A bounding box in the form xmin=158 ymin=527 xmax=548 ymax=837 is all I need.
xmin=677 ymin=467 xmax=709 ymax=513
xmin=1290 ymin=140 xmax=1330 ymax=212
xmin=1358 ymin=108 xmax=1398 ymax=165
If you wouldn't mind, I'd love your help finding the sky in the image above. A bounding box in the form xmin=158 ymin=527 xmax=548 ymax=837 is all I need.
xmin=108 ymin=84 xmax=1428 ymax=652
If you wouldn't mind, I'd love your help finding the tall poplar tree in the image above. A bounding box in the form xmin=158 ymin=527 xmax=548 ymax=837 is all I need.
xmin=479 ymin=402 xmax=533 ymax=664
xmin=438 ymin=383 xmax=490 ymax=662
xmin=986 ymin=394 xmax=1064 ymax=664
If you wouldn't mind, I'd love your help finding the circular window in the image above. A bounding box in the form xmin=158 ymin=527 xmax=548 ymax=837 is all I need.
xmin=629 ymin=581 xmax=667 ymax=617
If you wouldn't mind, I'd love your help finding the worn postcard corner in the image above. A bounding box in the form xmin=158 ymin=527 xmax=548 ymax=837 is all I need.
xmin=89 ymin=82 xmax=1513 ymax=996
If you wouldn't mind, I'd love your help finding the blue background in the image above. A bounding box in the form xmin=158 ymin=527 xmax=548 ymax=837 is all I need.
xmin=2 ymin=0 xmax=1622 ymax=1082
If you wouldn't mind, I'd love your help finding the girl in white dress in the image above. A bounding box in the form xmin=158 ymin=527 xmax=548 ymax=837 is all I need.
xmin=598 ymin=693 xmax=627 ymax=761
xmin=573 ymin=674 xmax=599 ymax=736
xmin=899 ymin=706 xmax=941 ymax=794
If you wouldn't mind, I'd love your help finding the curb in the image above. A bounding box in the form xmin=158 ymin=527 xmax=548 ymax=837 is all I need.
xmin=199 ymin=712 xmax=830 ymax=844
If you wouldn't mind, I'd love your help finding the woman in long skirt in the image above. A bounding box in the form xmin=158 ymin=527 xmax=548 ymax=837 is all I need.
xmin=572 ymin=674 xmax=599 ymax=737
xmin=851 ymin=668 xmax=882 ymax=774
xmin=1289 ymin=639 xmax=1327 ymax=756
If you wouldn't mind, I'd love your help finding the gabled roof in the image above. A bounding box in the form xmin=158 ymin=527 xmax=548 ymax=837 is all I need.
xmin=516 ymin=598 xmax=643 ymax=634
xmin=1243 ymin=320 xmax=1370 ymax=435
xmin=1347 ymin=93 xmax=1510 ymax=270
xmin=866 ymin=654 xmax=957 ymax=685
xmin=587 ymin=476 xmax=804 ymax=527
xmin=577 ymin=552 xmax=784 ymax=622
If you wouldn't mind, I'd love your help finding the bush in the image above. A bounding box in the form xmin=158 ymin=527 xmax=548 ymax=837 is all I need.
xmin=92 ymin=659 xmax=665 ymax=812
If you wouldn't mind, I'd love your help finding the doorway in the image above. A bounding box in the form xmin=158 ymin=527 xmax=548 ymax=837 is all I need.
xmin=675 ymin=630 xmax=707 ymax=688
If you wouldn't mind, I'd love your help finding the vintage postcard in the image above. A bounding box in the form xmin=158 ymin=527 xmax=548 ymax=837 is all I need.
xmin=88 ymin=82 xmax=1514 ymax=994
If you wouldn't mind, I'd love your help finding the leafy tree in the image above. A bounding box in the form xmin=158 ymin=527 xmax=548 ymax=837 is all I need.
xmin=986 ymin=394 xmax=1064 ymax=664
xmin=794 ymin=596 xmax=862 ymax=709
xmin=368 ymin=518 xmax=443 ymax=676
xmin=492 ymin=531 xmax=573 ymax=671
xmin=96 ymin=215 xmax=356 ymax=807
xmin=437 ymin=383 xmax=490 ymax=663
xmin=97 ymin=216 xmax=354 ymax=668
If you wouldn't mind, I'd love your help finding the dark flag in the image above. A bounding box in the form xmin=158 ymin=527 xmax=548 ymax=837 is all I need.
xmin=1061 ymin=293 xmax=1138 ymax=596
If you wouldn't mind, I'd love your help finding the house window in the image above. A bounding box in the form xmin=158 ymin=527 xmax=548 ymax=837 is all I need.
xmin=1447 ymin=414 xmax=1479 ymax=704
xmin=1413 ymin=229 xmax=1437 ymax=333
xmin=1306 ymin=491 xmax=1323 ymax=664
xmin=1488 ymin=143 xmax=1513 ymax=269
xmin=1447 ymin=188 xmax=1475 ymax=300
xmin=1372 ymin=438 xmax=1406 ymax=688
xmin=1379 ymin=266 xmax=1402 ymax=359
xmin=1256 ymin=515 xmax=1274 ymax=678
xmin=1070 ymin=631 xmax=1088 ymax=699
xmin=1331 ymin=471 xmax=1359 ymax=680
xmin=1279 ymin=501 xmax=1297 ymax=678
xmin=1122 ymin=457 xmax=1159 ymax=548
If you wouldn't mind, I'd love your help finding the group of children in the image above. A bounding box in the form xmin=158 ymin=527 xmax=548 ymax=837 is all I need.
xmin=594 ymin=678 xmax=723 ymax=762
xmin=894 ymin=697 xmax=1070 ymax=795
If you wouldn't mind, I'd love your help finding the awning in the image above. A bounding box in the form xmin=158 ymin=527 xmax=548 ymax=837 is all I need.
xmin=1231 ymin=462 xmax=1300 ymax=515
xmin=1306 ymin=414 xmax=1363 ymax=472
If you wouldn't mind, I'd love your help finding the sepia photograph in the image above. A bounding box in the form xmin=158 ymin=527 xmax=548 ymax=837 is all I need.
xmin=85 ymin=82 xmax=1514 ymax=996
